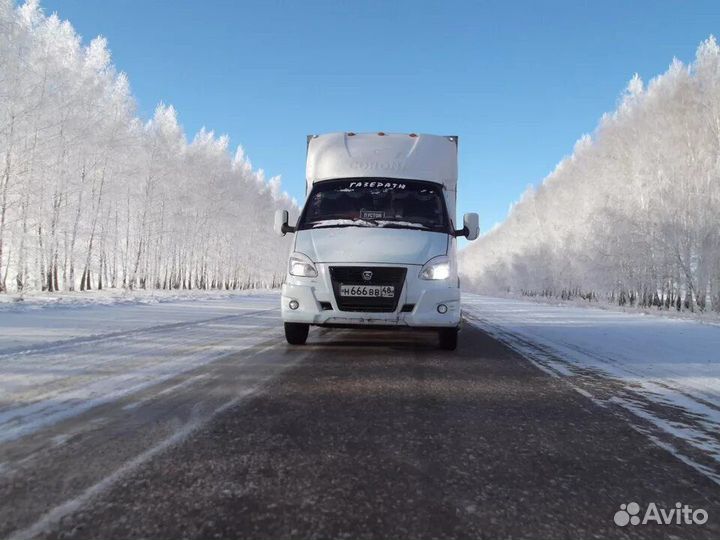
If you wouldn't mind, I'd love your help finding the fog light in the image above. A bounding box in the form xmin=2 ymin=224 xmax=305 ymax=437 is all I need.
xmin=289 ymin=300 xmax=299 ymax=310
xmin=437 ymin=304 xmax=448 ymax=314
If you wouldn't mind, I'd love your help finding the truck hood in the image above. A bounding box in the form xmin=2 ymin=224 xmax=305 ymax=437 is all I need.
xmin=294 ymin=227 xmax=448 ymax=265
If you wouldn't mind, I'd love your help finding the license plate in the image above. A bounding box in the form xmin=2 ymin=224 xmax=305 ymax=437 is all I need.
xmin=339 ymin=284 xmax=395 ymax=298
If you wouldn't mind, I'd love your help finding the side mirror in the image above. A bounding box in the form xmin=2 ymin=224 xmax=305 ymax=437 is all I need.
xmin=463 ymin=212 xmax=480 ymax=240
xmin=454 ymin=212 xmax=479 ymax=240
xmin=274 ymin=209 xmax=295 ymax=236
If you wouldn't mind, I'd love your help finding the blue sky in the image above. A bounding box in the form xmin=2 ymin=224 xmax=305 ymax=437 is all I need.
xmin=43 ymin=0 xmax=720 ymax=234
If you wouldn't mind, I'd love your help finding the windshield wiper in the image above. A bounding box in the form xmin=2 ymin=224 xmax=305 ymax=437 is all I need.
xmin=376 ymin=221 xmax=429 ymax=230
xmin=310 ymin=218 xmax=378 ymax=229
xmin=309 ymin=219 xmax=433 ymax=231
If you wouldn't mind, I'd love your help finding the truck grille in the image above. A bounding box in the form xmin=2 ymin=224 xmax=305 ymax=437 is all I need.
xmin=329 ymin=266 xmax=407 ymax=312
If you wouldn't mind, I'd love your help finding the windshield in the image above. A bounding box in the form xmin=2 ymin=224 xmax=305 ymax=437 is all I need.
xmin=297 ymin=179 xmax=449 ymax=232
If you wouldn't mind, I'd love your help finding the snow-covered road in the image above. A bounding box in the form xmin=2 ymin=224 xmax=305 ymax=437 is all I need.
xmin=3 ymin=291 xmax=719 ymax=477
xmin=0 ymin=292 xmax=282 ymax=444
xmin=0 ymin=291 xmax=280 ymax=353
xmin=463 ymin=294 xmax=720 ymax=483
xmin=1 ymin=292 xmax=719 ymax=538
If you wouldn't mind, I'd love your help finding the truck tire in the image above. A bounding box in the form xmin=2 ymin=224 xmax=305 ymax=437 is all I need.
xmin=438 ymin=327 xmax=458 ymax=351
xmin=284 ymin=322 xmax=309 ymax=345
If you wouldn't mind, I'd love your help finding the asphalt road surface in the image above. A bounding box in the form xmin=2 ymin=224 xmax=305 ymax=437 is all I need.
xmin=3 ymin=322 xmax=719 ymax=539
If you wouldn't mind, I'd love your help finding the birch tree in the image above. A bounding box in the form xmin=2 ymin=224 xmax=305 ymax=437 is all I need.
xmin=0 ymin=1 xmax=295 ymax=295
xmin=461 ymin=36 xmax=720 ymax=313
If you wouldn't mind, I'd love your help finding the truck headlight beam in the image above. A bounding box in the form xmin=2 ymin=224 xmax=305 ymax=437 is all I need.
xmin=420 ymin=256 xmax=451 ymax=280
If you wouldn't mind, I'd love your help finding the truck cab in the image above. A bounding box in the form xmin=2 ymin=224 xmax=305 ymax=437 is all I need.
xmin=274 ymin=132 xmax=479 ymax=350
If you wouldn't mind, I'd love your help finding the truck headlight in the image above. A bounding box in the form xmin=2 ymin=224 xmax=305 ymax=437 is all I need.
xmin=289 ymin=252 xmax=318 ymax=278
xmin=420 ymin=256 xmax=451 ymax=280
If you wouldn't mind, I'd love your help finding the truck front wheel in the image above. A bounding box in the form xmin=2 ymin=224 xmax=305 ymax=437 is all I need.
xmin=284 ymin=322 xmax=309 ymax=345
xmin=438 ymin=327 xmax=458 ymax=351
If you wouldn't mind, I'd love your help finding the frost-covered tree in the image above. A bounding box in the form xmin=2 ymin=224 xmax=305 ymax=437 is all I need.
xmin=0 ymin=0 xmax=296 ymax=294
xmin=460 ymin=36 xmax=720 ymax=312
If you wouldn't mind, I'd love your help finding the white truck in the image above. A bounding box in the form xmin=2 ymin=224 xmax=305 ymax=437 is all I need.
xmin=274 ymin=132 xmax=479 ymax=350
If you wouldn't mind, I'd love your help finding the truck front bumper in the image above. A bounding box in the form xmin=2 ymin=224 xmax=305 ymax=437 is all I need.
xmin=281 ymin=265 xmax=461 ymax=328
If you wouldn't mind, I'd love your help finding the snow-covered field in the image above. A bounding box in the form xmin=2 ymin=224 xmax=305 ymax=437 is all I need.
xmin=463 ymin=293 xmax=720 ymax=483
xmin=478 ymin=291 xmax=720 ymax=324
xmin=0 ymin=291 xmax=281 ymax=444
